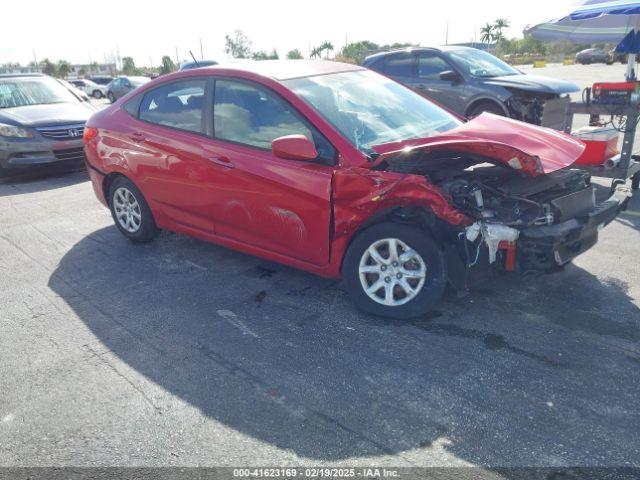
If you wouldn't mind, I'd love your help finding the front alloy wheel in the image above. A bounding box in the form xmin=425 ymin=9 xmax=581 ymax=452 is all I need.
xmin=342 ymin=222 xmax=447 ymax=319
xmin=359 ymin=238 xmax=427 ymax=306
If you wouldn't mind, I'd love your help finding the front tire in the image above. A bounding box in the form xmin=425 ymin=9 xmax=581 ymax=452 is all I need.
xmin=93 ymin=90 xmax=103 ymax=99
xmin=107 ymin=92 xmax=116 ymax=103
xmin=342 ymin=223 xmax=447 ymax=319
xmin=108 ymin=176 xmax=160 ymax=243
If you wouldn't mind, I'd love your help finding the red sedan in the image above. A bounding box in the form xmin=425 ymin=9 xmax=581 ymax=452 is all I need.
xmin=83 ymin=61 xmax=628 ymax=318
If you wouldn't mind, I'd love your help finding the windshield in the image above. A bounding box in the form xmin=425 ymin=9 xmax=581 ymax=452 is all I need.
xmin=0 ymin=76 xmax=80 ymax=108
xmin=448 ymin=49 xmax=519 ymax=78
xmin=285 ymin=70 xmax=461 ymax=153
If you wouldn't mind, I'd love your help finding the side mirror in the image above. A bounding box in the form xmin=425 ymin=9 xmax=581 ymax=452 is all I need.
xmin=440 ymin=70 xmax=462 ymax=83
xmin=271 ymin=135 xmax=317 ymax=161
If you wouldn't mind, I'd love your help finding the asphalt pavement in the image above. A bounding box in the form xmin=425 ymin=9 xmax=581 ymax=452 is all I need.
xmin=0 ymin=64 xmax=639 ymax=471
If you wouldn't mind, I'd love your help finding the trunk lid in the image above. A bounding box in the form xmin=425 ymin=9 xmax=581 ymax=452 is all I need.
xmin=370 ymin=113 xmax=586 ymax=177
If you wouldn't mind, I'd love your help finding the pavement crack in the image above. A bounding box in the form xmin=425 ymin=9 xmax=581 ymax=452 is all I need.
xmin=84 ymin=344 xmax=161 ymax=413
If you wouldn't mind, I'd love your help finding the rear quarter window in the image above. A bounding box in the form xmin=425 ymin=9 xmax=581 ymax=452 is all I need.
xmin=123 ymin=96 xmax=139 ymax=116
xmin=138 ymin=79 xmax=207 ymax=133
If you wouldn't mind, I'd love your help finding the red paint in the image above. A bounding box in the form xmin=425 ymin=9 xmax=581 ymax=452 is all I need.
xmin=371 ymin=113 xmax=586 ymax=176
xmin=83 ymin=126 xmax=98 ymax=142
xmin=84 ymin=63 xmax=585 ymax=280
xmin=499 ymin=241 xmax=517 ymax=272
xmin=271 ymin=135 xmax=318 ymax=161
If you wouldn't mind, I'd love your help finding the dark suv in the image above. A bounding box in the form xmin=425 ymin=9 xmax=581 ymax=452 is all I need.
xmin=364 ymin=47 xmax=579 ymax=128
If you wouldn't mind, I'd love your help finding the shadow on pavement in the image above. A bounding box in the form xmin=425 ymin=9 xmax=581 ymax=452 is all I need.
xmin=48 ymin=226 xmax=640 ymax=466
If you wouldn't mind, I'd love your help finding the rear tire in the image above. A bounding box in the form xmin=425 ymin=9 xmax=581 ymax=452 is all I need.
xmin=93 ymin=90 xmax=103 ymax=99
xmin=342 ymin=222 xmax=447 ymax=319
xmin=108 ymin=176 xmax=160 ymax=243
xmin=466 ymin=101 xmax=505 ymax=119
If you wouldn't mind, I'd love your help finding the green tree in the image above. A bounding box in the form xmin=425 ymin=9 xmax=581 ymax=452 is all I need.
xmin=493 ymin=18 xmax=510 ymax=43
xmin=480 ymin=23 xmax=495 ymax=44
xmin=252 ymin=49 xmax=279 ymax=60
xmin=286 ymin=49 xmax=303 ymax=59
xmin=40 ymin=58 xmax=55 ymax=76
xmin=320 ymin=41 xmax=334 ymax=59
xmin=159 ymin=55 xmax=176 ymax=75
xmin=310 ymin=46 xmax=323 ymax=59
xmin=340 ymin=41 xmax=379 ymax=63
xmin=382 ymin=42 xmax=414 ymax=50
xmin=56 ymin=60 xmax=71 ymax=78
xmin=225 ymin=30 xmax=252 ymax=58
xmin=121 ymin=56 xmax=137 ymax=75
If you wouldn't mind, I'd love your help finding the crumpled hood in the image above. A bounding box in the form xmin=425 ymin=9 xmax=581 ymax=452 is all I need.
xmin=371 ymin=113 xmax=586 ymax=176
xmin=0 ymin=102 xmax=95 ymax=127
xmin=483 ymin=73 xmax=579 ymax=95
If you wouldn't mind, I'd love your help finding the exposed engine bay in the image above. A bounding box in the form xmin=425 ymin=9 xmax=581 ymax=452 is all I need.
xmin=377 ymin=150 xmax=600 ymax=274
xmin=380 ymin=151 xmax=592 ymax=226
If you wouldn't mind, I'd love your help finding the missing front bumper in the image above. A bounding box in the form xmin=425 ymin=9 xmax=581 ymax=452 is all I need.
xmin=518 ymin=185 xmax=630 ymax=270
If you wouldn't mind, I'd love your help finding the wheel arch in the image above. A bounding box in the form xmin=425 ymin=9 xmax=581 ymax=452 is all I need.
xmin=338 ymin=205 xmax=456 ymax=272
xmin=464 ymin=97 xmax=509 ymax=117
xmin=103 ymin=172 xmax=133 ymax=206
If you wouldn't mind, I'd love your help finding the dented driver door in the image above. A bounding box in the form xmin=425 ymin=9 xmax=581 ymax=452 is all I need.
xmin=204 ymin=78 xmax=334 ymax=266
xmin=201 ymin=138 xmax=334 ymax=266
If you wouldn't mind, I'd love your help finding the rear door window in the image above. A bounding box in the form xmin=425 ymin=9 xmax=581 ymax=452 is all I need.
xmin=139 ymin=79 xmax=206 ymax=133
xmin=383 ymin=52 xmax=414 ymax=77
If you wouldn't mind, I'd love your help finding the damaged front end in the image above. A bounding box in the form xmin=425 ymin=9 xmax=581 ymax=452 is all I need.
xmin=369 ymin=114 xmax=631 ymax=281
xmin=505 ymin=89 xmax=572 ymax=131
xmin=505 ymin=90 xmax=547 ymax=125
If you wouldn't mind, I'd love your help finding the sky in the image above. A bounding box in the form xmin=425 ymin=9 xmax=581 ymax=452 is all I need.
xmin=1 ymin=0 xmax=578 ymax=67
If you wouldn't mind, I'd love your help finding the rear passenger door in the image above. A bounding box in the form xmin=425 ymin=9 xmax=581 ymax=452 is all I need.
xmin=123 ymin=78 xmax=221 ymax=233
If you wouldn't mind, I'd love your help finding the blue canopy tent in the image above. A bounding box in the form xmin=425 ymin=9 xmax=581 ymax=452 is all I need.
xmin=526 ymin=0 xmax=640 ymax=79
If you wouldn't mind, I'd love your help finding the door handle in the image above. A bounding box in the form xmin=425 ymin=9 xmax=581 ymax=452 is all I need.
xmin=209 ymin=155 xmax=235 ymax=169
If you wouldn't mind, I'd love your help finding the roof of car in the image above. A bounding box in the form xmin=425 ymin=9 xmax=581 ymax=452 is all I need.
xmin=200 ymin=60 xmax=364 ymax=80
xmin=0 ymin=73 xmax=45 ymax=79
xmin=363 ymin=46 xmax=477 ymax=62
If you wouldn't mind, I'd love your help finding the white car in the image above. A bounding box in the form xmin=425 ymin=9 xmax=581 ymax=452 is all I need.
xmin=69 ymin=79 xmax=107 ymax=99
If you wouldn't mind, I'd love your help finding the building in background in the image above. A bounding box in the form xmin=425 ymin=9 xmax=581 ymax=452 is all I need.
xmin=69 ymin=63 xmax=117 ymax=77
xmin=0 ymin=64 xmax=40 ymax=75
xmin=0 ymin=62 xmax=117 ymax=77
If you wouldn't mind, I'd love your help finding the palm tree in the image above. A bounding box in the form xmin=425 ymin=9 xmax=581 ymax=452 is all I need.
xmin=480 ymin=23 xmax=495 ymax=44
xmin=320 ymin=41 xmax=334 ymax=59
xmin=310 ymin=46 xmax=323 ymax=59
xmin=495 ymin=18 xmax=510 ymax=31
xmin=493 ymin=18 xmax=510 ymax=42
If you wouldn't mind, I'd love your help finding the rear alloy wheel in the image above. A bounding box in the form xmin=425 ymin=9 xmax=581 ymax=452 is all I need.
xmin=342 ymin=223 xmax=447 ymax=318
xmin=93 ymin=90 xmax=103 ymax=99
xmin=108 ymin=177 xmax=159 ymax=243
